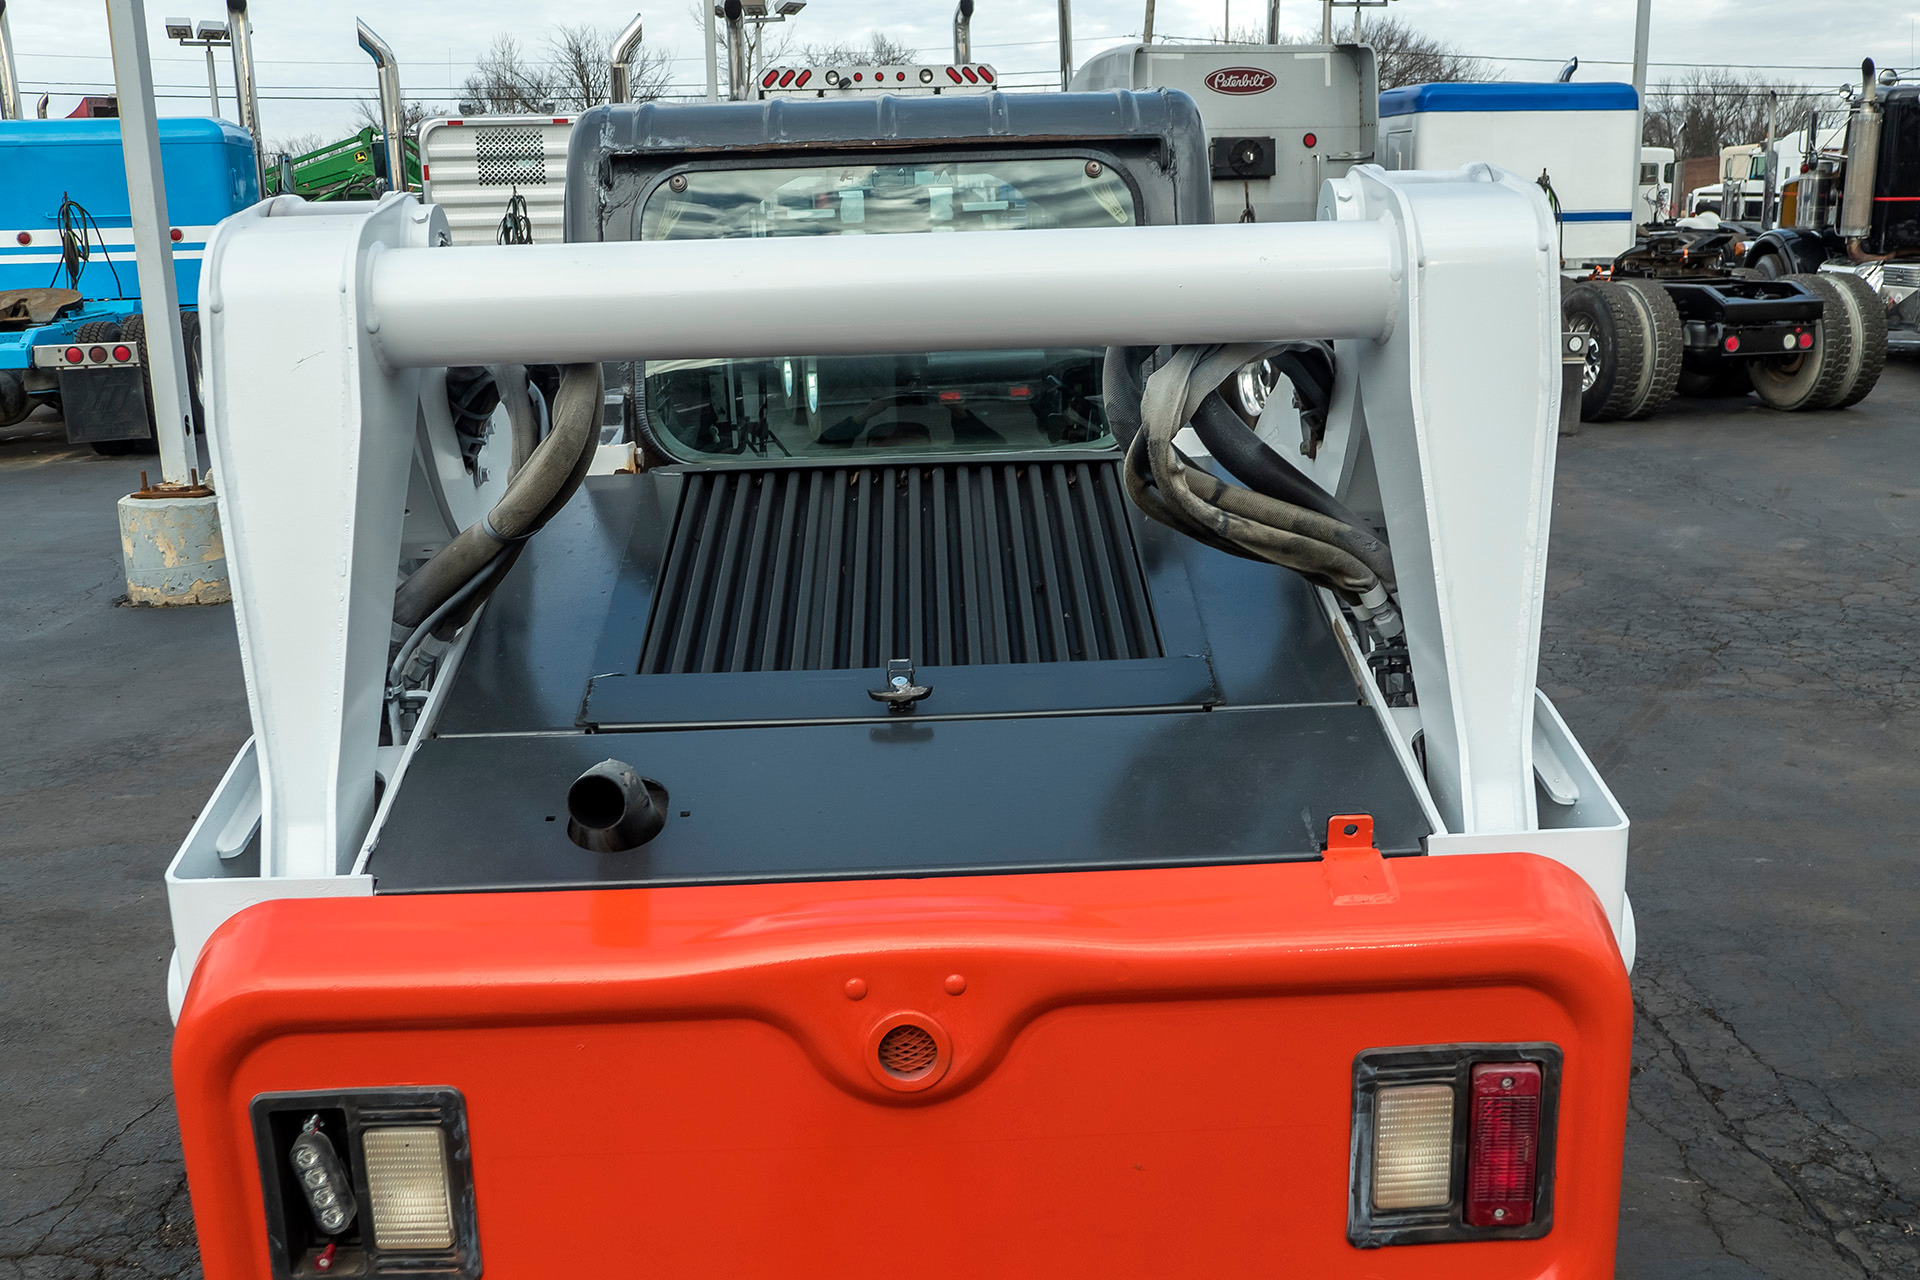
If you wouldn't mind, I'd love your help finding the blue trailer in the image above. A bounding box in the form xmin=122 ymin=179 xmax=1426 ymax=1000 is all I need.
xmin=0 ymin=116 xmax=257 ymax=451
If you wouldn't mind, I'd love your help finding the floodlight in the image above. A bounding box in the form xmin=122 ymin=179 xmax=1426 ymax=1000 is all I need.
xmin=196 ymin=19 xmax=229 ymax=40
xmin=165 ymin=17 xmax=195 ymax=40
xmin=741 ymin=2 xmax=770 ymax=15
xmin=777 ymin=2 xmax=807 ymax=14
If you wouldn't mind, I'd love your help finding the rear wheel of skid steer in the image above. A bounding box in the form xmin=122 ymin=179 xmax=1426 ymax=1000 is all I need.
xmin=1562 ymin=281 xmax=1652 ymax=422
xmin=1748 ymin=274 xmax=1853 ymax=411
xmin=1823 ymin=272 xmax=1887 ymax=408
xmin=1615 ymin=279 xmax=1682 ymax=419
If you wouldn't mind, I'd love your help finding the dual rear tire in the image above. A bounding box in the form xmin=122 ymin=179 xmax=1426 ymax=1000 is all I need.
xmin=1562 ymin=279 xmax=1681 ymax=422
xmin=1746 ymin=273 xmax=1885 ymax=411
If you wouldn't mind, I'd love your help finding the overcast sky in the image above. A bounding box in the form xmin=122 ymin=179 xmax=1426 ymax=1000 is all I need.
xmin=8 ymin=0 xmax=1919 ymax=142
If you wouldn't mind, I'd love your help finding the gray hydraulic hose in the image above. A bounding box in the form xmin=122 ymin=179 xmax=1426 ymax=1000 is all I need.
xmin=393 ymin=362 xmax=603 ymax=632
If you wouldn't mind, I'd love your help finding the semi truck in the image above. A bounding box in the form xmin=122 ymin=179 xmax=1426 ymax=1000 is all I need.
xmin=1745 ymin=60 xmax=1920 ymax=353
xmin=0 ymin=115 xmax=256 ymax=450
xmin=166 ymin=63 xmax=1634 ymax=1278
xmin=1381 ymin=80 xmax=1883 ymax=419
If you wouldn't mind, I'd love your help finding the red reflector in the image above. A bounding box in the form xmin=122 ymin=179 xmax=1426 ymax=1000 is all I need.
xmin=112 ymin=344 xmax=131 ymax=362
xmin=853 ymin=72 xmax=863 ymax=82
xmin=1464 ymin=1062 xmax=1542 ymax=1228
xmin=780 ymin=69 xmax=796 ymax=87
xmin=1724 ymin=335 xmax=1740 ymax=353
xmin=1008 ymin=385 xmax=1031 ymax=398
xmin=762 ymin=70 xmax=779 ymax=88
xmin=896 ymin=72 xmax=906 ymax=82
xmin=88 ymin=346 xmax=108 ymax=363
xmin=938 ymin=390 xmax=963 ymax=402
xmin=65 ymin=346 xmax=84 ymax=364
xmin=946 ymin=67 xmax=963 ymax=83
xmin=552 ymin=117 xmax=568 ymax=125
xmin=1798 ymin=331 xmax=1813 ymax=349
xmin=16 ymin=231 xmax=31 ymax=245
xmin=978 ymin=67 xmax=994 ymax=83
xmin=422 ymin=163 xmax=430 ymax=180
xmin=795 ymin=70 xmax=812 ymax=87
xmin=961 ymin=66 xmax=979 ymax=83
xmin=169 ymin=227 xmax=183 ymax=242
xmin=1303 ymin=131 xmax=1318 ymax=148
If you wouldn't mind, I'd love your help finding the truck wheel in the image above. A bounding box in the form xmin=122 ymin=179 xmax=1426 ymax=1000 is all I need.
xmin=74 ymin=320 xmax=123 ymax=344
xmin=1563 ymin=281 xmax=1652 ymax=422
xmin=1616 ymin=280 xmax=1682 ymax=419
xmin=1823 ymin=272 xmax=1887 ymax=408
xmin=1748 ymin=274 xmax=1853 ymax=411
xmin=1751 ymin=251 xmax=1788 ymax=280
xmin=0 ymin=370 xmax=30 ymax=428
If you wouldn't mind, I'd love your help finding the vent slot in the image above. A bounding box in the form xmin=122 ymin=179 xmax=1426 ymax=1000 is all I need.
xmin=473 ymin=127 xmax=547 ymax=186
xmin=639 ymin=460 xmax=1160 ymax=674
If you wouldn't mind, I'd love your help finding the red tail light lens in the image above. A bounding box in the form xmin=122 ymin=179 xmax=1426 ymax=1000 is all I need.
xmin=795 ymin=70 xmax=812 ymax=87
xmin=1464 ymin=1062 xmax=1542 ymax=1227
xmin=946 ymin=67 xmax=963 ymax=83
xmin=961 ymin=66 xmax=979 ymax=83
xmin=89 ymin=346 xmax=109 ymax=363
xmin=65 ymin=346 xmax=84 ymax=364
xmin=1798 ymin=331 xmax=1813 ymax=349
xmin=112 ymin=345 xmax=132 ymax=362
xmin=762 ymin=70 xmax=778 ymax=88
xmin=1724 ymin=334 xmax=1741 ymax=353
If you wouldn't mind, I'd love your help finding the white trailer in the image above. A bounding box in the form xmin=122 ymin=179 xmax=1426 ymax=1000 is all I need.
xmin=418 ymin=115 xmax=577 ymax=246
xmin=1070 ymin=43 xmax=1378 ymax=224
xmin=1380 ymin=81 xmax=1640 ymax=269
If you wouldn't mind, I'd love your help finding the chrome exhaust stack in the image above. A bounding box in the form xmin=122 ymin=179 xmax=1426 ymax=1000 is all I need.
xmin=1839 ymin=59 xmax=1883 ymax=241
xmin=723 ymin=0 xmax=748 ymax=101
xmin=357 ymin=19 xmax=408 ymax=194
xmin=226 ymin=1 xmax=267 ymax=197
xmin=0 ymin=0 xmax=23 ymax=121
xmin=610 ymin=12 xmax=646 ymax=104
xmin=953 ymin=0 xmax=974 ymax=64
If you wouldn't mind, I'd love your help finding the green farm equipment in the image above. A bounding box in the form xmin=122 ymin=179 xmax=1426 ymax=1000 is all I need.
xmin=264 ymin=126 xmax=420 ymax=201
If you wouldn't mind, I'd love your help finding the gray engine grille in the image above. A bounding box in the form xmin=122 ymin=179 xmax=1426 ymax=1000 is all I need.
xmin=638 ymin=459 xmax=1161 ymax=674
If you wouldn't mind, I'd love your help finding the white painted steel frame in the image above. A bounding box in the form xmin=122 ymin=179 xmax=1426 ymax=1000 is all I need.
xmin=172 ymin=163 xmax=1622 ymax=1001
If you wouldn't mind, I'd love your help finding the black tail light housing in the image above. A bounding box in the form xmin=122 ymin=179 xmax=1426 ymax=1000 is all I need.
xmin=1348 ymin=1044 xmax=1562 ymax=1248
xmin=251 ymin=1088 xmax=480 ymax=1278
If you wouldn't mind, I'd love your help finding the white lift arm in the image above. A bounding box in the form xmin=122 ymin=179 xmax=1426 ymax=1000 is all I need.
xmin=188 ymin=164 xmax=1581 ymax=907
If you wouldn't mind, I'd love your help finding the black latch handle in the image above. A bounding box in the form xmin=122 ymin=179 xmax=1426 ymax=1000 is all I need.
xmin=868 ymin=659 xmax=932 ymax=714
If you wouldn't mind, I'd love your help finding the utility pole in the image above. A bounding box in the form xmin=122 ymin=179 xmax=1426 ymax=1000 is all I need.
xmin=104 ymin=0 xmax=194 ymax=485
xmin=1142 ymin=0 xmax=1155 ymax=43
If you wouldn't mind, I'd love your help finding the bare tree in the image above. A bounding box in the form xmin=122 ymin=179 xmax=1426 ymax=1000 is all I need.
xmin=801 ymin=31 xmax=921 ymax=66
xmin=350 ymin=98 xmax=443 ymax=137
xmin=268 ymin=131 xmax=330 ymax=160
xmin=548 ymin=22 xmax=675 ymax=107
xmin=1642 ymin=68 xmax=1824 ymax=162
xmin=1353 ymin=17 xmax=1492 ymax=90
xmin=460 ymin=33 xmax=562 ymax=114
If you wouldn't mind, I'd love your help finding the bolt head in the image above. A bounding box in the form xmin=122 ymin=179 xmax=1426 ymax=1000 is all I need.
xmin=1085 ymin=160 xmax=1103 ymax=178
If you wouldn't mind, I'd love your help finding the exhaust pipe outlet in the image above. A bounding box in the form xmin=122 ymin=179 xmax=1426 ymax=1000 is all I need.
xmin=723 ymin=0 xmax=748 ymax=101
xmin=953 ymin=0 xmax=974 ymax=64
xmin=226 ymin=1 xmax=267 ymax=198
xmin=0 ymin=0 xmax=24 ymax=121
xmin=1057 ymin=0 xmax=1073 ymax=91
xmin=566 ymin=759 xmax=667 ymax=853
xmin=1839 ymin=58 xmax=1883 ymax=241
xmin=357 ymin=19 xmax=408 ymax=194
xmin=610 ymin=12 xmax=646 ymax=104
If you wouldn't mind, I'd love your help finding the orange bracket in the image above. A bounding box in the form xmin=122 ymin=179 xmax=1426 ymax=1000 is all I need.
xmin=1322 ymin=813 xmax=1399 ymax=906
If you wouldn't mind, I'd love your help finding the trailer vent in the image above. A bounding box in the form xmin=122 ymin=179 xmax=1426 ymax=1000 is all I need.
xmin=639 ymin=460 xmax=1161 ymax=675
xmin=473 ymin=127 xmax=547 ymax=185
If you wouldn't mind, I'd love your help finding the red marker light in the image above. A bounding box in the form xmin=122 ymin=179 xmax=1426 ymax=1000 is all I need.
xmin=1008 ymin=385 xmax=1031 ymax=398
xmin=938 ymin=390 xmax=963 ymax=402
xmin=853 ymin=72 xmax=863 ymax=82
xmin=552 ymin=117 xmax=567 ymax=125
xmin=15 ymin=231 xmax=29 ymax=245
xmin=1724 ymin=335 xmax=1741 ymax=353
xmin=762 ymin=69 xmax=779 ymax=88
xmin=961 ymin=66 xmax=979 ymax=83
xmin=169 ymin=227 xmax=183 ymax=242
xmin=1303 ymin=131 xmax=1318 ymax=148
xmin=112 ymin=345 xmax=131 ymax=362
xmin=1798 ymin=331 xmax=1813 ymax=349
xmin=978 ymin=67 xmax=994 ymax=83
xmin=779 ymin=69 xmax=796 ymax=87
xmin=795 ymin=70 xmax=812 ymax=87
xmin=1464 ymin=1063 xmax=1542 ymax=1228
xmin=65 ymin=346 xmax=84 ymax=364
xmin=946 ymin=66 xmax=963 ymax=83
xmin=88 ymin=346 xmax=108 ymax=363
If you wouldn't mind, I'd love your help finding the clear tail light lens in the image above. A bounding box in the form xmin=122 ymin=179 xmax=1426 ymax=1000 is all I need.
xmin=363 ymin=1126 xmax=457 ymax=1250
xmin=1465 ymin=1062 xmax=1542 ymax=1227
xmin=1372 ymin=1084 xmax=1455 ymax=1209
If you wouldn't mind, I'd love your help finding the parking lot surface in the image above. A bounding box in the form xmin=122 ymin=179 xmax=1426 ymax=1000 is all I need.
xmin=2 ymin=366 xmax=1916 ymax=1277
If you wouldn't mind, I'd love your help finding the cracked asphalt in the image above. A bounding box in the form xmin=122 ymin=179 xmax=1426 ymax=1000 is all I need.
xmin=3 ymin=361 xmax=1917 ymax=1278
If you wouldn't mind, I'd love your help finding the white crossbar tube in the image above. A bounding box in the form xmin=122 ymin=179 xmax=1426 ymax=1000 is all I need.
xmin=366 ymin=221 xmax=1397 ymax=368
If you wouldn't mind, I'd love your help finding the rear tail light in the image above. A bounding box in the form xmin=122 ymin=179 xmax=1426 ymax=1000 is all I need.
xmin=89 ymin=345 xmax=108 ymax=363
xmin=1725 ymin=334 xmax=1741 ymax=352
xmin=1465 ymin=1063 xmax=1542 ymax=1226
xmin=1798 ymin=330 xmax=1813 ymax=349
xmin=289 ymin=1118 xmax=358 ymax=1236
xmin=65 ymin=346 xmax=83 ymax=364
xmin=362 ymin=1127 xmax=457 ymax=1250
xmin=112 ymin=344 xmax=132 ymax=363
xmin=1349 ymin=1044 xmax=1560 ymax=1248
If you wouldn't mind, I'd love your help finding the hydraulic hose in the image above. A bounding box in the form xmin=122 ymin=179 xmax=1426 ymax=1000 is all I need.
xmin=392 ymin=361 xmax=603 ymax=635
xmin=1110 ymin=342 xmax=1400 ymax=635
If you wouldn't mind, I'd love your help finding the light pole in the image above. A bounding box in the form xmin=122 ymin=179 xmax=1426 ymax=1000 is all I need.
xmin=716 ymin=1 xmax=805 ymax=99
xmin=1322 ymin=0 xmax=1394 ymax=42
xmin=164 ymin=16 xmax=231 ymax=117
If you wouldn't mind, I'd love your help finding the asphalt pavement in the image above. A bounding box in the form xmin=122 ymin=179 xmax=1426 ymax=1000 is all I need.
xmin=2 ymin=364 xmax=1916 ymax=1277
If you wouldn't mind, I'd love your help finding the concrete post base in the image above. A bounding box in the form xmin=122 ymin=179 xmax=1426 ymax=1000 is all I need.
xmin=119 ymin=492 xmax=231 ymax=606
